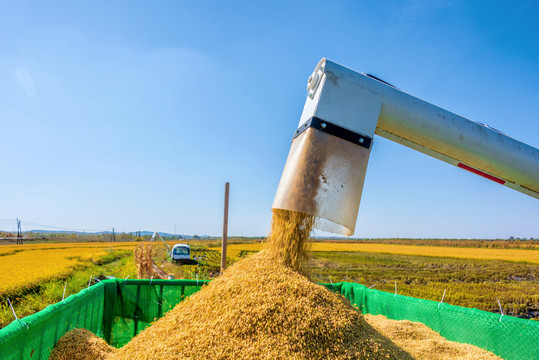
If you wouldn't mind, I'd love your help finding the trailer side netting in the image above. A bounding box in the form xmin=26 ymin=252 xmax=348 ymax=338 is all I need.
xmin=101 ymin=279 xmax=209 ymax=347
xmin=0 ymin=281 xmax=106 ymax=360
xmin=325 ymin=282 xmax=539 ymax=360
xmin=0 ymin=279 xmax=537 ymax=360
xmin=0 ymin=279 xmax=208 ymax=360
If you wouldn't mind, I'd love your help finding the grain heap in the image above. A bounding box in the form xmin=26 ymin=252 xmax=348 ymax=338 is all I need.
xmin=49 ymin=328 xmax=115 ymax=360
xmin=49 ymin=209 xmax=503 ymax=360
xmin=364 ymin=314 xmax=501 ymax=360
xmin=52 ymin=209 xmax=414 ymax=360
xmin=113 ymin=236 xmax=412 ymax=359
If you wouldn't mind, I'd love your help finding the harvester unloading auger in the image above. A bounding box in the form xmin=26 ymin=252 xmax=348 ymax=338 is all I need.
xmin=273 ymin=58 xmax=539 ymax=236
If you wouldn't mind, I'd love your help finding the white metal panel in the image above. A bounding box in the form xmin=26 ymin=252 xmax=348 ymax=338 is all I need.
xmin=299 ymin=59 xmax=382 ymax=139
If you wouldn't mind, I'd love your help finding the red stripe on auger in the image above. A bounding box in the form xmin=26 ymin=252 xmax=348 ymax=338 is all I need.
xmin=457 ymin=163 xmax=506 ymax=185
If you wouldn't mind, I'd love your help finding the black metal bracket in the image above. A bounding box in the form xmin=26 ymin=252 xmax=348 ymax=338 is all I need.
xmin=293 ymin=116 xmax=372 ymax=149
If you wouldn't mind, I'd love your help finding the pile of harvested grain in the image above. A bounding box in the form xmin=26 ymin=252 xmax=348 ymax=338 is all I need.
xmin=50 ymin=209 xmax=504 ymax=360
xmin=112 ymin=249 xmax=413 ymax=360
xmin=49 ymin=328 xmax=115 ymax=360
xmin=364 ymin=314 xmax=501 ymax=360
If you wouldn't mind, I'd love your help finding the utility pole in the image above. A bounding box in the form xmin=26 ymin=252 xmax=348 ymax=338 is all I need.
xmin=220 ymin=182 xmax=230 ymax=273
xmin=112 ymin=227 xmax=116 ymax=242
xmin=16 ymin=218 xmax=23 ymax=245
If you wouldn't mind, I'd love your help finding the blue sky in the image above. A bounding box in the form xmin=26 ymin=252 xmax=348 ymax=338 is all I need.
xmin=1 ymin=1 xmax=538 ymax=238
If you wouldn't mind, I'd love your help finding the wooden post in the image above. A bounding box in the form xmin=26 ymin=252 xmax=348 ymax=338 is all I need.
xmin=221 ymin=182 xmax=230 ymax=273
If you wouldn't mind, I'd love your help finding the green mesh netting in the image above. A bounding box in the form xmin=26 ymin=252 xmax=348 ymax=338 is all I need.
xmin=0 ymin=279 xmax=207 ymax=360
xmin=324 ymin=282 xmax=539 ymax=360
xmin=0 ymin=279 xmax=537 ymax=360
xmin=0 ymin=280 xmax=106 ymax=360
xmin=102 ymin=279 xmax=209 ymax=347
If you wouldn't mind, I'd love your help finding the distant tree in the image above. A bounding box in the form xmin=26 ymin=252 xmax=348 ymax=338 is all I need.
xmin=509 ymin=236 xmax=515 ymax=240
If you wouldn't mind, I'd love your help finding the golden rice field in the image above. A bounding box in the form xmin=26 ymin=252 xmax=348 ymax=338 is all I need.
xmin=0 ymin=242 xmax=137 ymax=294
xmin=211 ymin=242 xmax=539 ymax=264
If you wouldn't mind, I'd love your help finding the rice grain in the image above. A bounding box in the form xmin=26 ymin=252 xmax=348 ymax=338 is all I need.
xmin=49 ymin=328 xmax=115 ymax=360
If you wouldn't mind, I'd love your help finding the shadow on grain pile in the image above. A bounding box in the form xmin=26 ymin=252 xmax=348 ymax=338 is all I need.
xmin=50 ymin=210 xmax=414 ymax=360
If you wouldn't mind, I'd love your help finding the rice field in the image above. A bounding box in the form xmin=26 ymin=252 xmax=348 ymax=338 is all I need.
xmin=2 ymin=239 xmax=537 ymax=325
xmin=309 ymin=250 xmax=539 ymax=319
xmin=0 ymin=242 xmax=137 ymax=294
xmin=208 ymin=241 xmax=539 ymax=319
xmin=211 ymin=242 xmax=539 ymax=264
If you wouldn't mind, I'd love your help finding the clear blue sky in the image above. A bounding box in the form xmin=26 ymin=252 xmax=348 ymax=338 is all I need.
xmin=1 ymin=1 xmax=538 ymax=238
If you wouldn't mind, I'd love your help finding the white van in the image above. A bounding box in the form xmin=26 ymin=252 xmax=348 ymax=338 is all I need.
xmin=170 ymin=244 xmax=191 ymax=263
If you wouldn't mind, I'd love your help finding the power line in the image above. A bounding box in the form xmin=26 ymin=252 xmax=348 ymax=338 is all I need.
xmin=19 ymin=220 xmax=109 ymax=233
xmin=0 ymin=218 xmax=152 ymax=235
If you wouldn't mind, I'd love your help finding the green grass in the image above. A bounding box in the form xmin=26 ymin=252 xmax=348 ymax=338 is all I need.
xmin=308 ymin=251 xmax=539 ymax=319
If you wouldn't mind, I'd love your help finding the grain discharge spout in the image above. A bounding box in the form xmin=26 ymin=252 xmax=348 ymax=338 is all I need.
xmin=273 ymin=58 xmax=539 ymax=236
